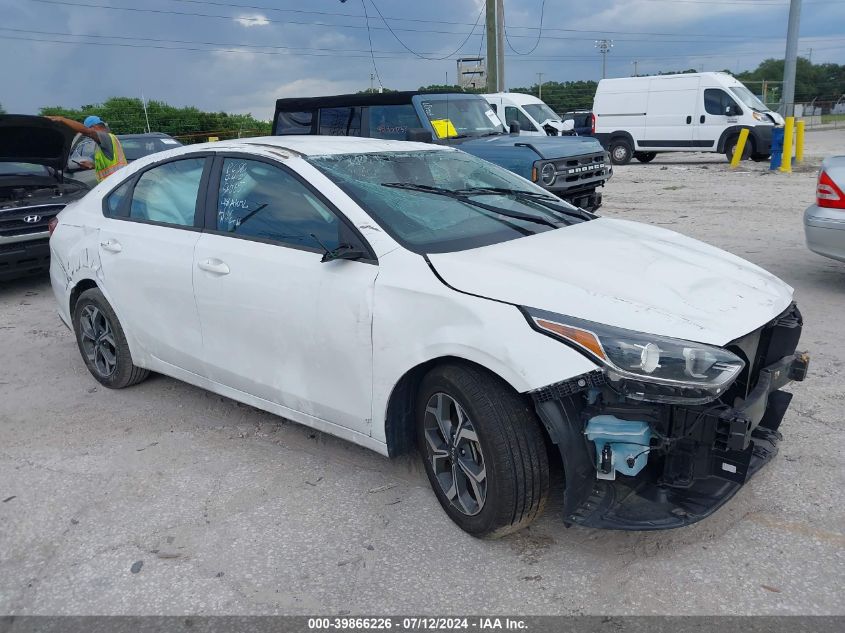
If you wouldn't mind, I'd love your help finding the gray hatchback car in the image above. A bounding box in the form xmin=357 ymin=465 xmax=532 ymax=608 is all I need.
xmin=804 ymin=156 xmax=845 ymax=262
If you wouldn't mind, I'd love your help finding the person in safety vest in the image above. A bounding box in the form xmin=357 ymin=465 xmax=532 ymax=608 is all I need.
xmin=46 ymin=115 xmax=127 ymax=183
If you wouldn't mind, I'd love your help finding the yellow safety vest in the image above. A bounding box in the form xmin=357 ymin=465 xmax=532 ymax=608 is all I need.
xmin=94 ymin=133 xmax=128 ymax=182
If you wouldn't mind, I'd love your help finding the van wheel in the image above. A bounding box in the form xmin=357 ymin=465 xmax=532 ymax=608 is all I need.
xmin=634 ymin=152 xmax=657 ymax=163
xmin=751 ymin=153 xmax=771 ymax=162
xmin=72 ymin=288 xmax=150 ymax=389
xmin=416 ymin=364 xmax=549 ymax=538
xmin=725 ymin=135 xmax=752 ymax=162
xmin=609 ymin=139 xmax=633 ymax=165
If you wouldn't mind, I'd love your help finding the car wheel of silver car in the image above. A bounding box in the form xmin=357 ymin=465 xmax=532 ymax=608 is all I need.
xmin=417 ymin=363 xmax=550 ymax=538
xmin=72 ymin=288 xmax=150 ymax=389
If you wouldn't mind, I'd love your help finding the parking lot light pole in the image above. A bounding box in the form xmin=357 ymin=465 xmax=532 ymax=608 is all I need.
xmin=596 ymin=39 xmax=613 ymax=79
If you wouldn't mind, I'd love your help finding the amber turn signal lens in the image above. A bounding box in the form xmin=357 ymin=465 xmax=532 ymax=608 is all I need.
xmin=535 ymin=318 xmax=607 ymax=360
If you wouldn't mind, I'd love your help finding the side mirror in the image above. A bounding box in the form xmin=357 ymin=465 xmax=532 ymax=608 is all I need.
xmin=406 ymin=128 xmax=433 ymax=143
xmin=509 ymin=121 xmax=521 ymax=135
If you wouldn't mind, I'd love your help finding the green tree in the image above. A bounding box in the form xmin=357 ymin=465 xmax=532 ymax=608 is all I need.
xmin=0 ymin=102 xmax=6 ymax=114
xmin=39 ymin=97 xmax=271 ymax=143
xmin=510 ymin=80 xmax=598 ymax=113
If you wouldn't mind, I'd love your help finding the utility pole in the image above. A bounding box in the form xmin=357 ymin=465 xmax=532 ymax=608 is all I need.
xmin=631 ymin=60 xmax=638 ymax=77
xmin=485 ymin=0 xmax=505 ymax=92
xmin=537 ymin=72 xmax=544 ymax=99
xmin=782 ymin=0 xmax=802 ymax=116
xmin=370 ymin=73 xmax=374 ymax=92
xmin=595 ymin=39 xmax=613 ymax=79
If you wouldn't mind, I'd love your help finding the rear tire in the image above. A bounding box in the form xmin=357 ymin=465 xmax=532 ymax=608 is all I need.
xmin=72 ymin=288 xmax=150 ymax=389
xmin=609 ymin=139 xmax=633 ymax=165
xmin=634 ymin=151 xmax=657 ymax=163
xmin=751 ymin=153 xmax=771 ymax=162
xmin=416 ymin=364 xmax=549 ymax=538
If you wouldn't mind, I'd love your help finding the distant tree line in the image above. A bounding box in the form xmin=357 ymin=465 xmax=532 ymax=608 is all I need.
xmin=39 ymin=97 xmax=271 ymax=142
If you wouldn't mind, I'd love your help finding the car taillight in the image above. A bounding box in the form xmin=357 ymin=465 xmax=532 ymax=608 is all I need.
xmin=48 ymin=216 xmax=59 ymax=236
xmin=817 ymin=170 xmax=845 ymax=209
xmin=591 ymin=113 xmax=596 ymax=135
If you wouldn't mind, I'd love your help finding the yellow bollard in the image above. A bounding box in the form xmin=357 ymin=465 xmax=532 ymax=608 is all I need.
xmin=795 ymin=120 xmax=805 ymax=163
xmin=730 ymin=128 xmax=750 ymax=168
xmin=781 ymin=116 xmax=794 ymax=173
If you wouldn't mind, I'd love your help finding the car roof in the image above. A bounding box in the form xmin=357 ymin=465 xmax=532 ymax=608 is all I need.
xmin=194 ymin=135 xmax=450 ymax=157
xmin=483 ymin=92 xmax=544 ymax=106
xmin=117 ymin=132 xmax=175 ymax=140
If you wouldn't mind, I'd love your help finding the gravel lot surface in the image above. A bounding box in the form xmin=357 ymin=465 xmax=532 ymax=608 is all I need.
xmin=1 ymin=129 xmax=843 ymax=616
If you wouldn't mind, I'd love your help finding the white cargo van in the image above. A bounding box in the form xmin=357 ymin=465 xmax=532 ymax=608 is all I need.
xmin=593 ymin=72 xmax=784 ymax=164
xmin=483 ymin=92 xmax=575 ymax=136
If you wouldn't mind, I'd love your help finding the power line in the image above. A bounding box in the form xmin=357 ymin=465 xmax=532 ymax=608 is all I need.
xmin=359 ymin=0 xmax=383 ymax=89
xmin=26 ymin=0 xmax=845 ymax=43
xmin=365 ymin=0 xmax=485 ymax=61
xmin=504 ymin=0 xmax=547 ymax=55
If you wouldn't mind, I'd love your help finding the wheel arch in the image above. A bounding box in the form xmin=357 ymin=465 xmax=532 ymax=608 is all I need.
xmin=383 ymin=355 xmax=536 ymax=458
xmin=69 ymin=277 xmax=100 ymax=316
xmin=717 ymin=125 xmax=756 ymax=154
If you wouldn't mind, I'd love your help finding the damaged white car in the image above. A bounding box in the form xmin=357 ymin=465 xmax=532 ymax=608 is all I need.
xmin=49 ymin=136 xmax=809 ymax=537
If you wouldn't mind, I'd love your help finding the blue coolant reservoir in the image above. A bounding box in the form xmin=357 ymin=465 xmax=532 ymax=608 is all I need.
xmin=584 ymin=415 xmax=654 ymax=480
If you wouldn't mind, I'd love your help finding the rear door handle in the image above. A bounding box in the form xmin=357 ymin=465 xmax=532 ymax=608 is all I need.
xmin=100 ymin=239 xmax=122 ymax=253
xmin=197 ymin=258 xmax=230 ymax=275
xmin=686 ymin=115 xmax=692 ymax=124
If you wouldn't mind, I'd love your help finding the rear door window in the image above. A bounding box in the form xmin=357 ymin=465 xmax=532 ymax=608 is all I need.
xmin=275 ymin=111 xmax=314 ymax=135
xmin=319 ymin=107 xmax=363 ymax=136
xmin=368 ymin=104 xmax=423 ymax=140
xmin=129 ymin=158 xmax=205 ymax=226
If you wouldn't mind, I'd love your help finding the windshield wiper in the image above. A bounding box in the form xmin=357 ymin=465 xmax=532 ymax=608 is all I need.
xmin=453 ymin=187 xmax=595 ymax=221
xmin=381 ymin=182 xmax=562 ymax=229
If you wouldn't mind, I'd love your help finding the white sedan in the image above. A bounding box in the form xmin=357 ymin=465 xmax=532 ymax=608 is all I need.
xmin=49 ymin=136 xmax=808 ymax=536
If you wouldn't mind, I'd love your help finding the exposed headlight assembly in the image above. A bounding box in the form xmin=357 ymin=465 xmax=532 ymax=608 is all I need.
xmin=524 ymin=308 xmax=745 ymax=404
xmin=540 ymin=162 xmax=556 ymax=186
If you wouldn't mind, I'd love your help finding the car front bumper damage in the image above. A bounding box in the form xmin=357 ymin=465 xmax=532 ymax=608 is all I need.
xmin=531 ymin=304 xmax=809 ymax=530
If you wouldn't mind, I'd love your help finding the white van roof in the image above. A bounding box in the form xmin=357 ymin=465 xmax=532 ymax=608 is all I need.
xmin=598 ymin=71 xmax=741 ymax=88
xmin=483 ymin=92 xmax=546 ymax=106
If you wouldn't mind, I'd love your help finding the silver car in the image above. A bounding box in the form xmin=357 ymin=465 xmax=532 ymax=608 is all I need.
xmin=804 ymin=156 xmax=845 ymax=262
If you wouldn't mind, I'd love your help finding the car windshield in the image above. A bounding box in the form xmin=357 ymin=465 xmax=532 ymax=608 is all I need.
xmin=730 ymin=86 xmax=769 ymax=113
xmin=417 ymin=98 xmax=504 ymax=139
xmin=523 ymin=103 xmax=560 ymax=123
xmin=120 ymin=137 xmax=182 ymax=161
xmin=308 ymin=150 xmax=588 ymax=254
xmin=0 ymin=162 xmax=49 ymax=176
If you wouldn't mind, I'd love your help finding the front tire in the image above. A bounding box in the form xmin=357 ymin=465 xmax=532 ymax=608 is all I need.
xmin=725 ymin=135 xmax=752 ymax=162
xmin=416 ymin=364 xmax=549 ymax=538
xmin=609 ymin=139 xmax=633 ymax=165
xmin=72 ymin=288 xmax=150 ymax=389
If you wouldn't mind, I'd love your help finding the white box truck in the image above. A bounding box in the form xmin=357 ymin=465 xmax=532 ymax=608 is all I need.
xmin=593 ymin=72 xmax=784 ymax=165
xmin=483 ymin=92 xmax=575 ymax=136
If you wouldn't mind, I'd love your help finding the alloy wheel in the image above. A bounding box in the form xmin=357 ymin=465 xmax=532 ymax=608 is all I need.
xmin=423 ymin=392 xmax=487 ymax=516
xmin=79 ymin=305 xmax=118 ymax=377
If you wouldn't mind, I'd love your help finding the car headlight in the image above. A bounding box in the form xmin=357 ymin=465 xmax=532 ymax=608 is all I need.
xmin=524 ymin=308 xmax=745 ymax=404
xmin=540 ymin=162 xmax=556 ymax=186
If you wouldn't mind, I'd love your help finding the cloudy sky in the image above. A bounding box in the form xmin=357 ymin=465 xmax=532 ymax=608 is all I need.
xmin=1 ymin=0 xmax=843 ymax=120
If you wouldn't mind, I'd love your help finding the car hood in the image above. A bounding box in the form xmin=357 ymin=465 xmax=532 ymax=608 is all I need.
xmin=427 ymin=218 xmax=794 ymax=346
xmin=461 ymin=134 xmax=605 ymax=158
xmin=0 ymin=114 xmax=76 ymax=170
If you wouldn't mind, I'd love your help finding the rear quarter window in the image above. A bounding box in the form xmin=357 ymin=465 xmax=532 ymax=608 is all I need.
xmin=275 ymin=111 xmax=314 ymax=135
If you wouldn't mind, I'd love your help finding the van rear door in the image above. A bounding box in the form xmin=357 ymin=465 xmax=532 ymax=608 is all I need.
xmin=643 ymin=75 xmax=700 ymax=150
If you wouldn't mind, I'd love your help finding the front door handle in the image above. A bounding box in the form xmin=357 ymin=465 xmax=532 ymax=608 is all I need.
xmin=700 ymin=115 xmax=706 ymax=124
xmin=197 ymin=258 xmax=230 ymax=275
xmin=686 ymin=115 xmax=692 ymax=124
xmin=100 ymin=239 xmax=122 ymax=253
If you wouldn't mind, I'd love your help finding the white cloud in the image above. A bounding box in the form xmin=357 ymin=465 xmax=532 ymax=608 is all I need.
xmin=236 ymin=14 xmax=270 ymax=28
